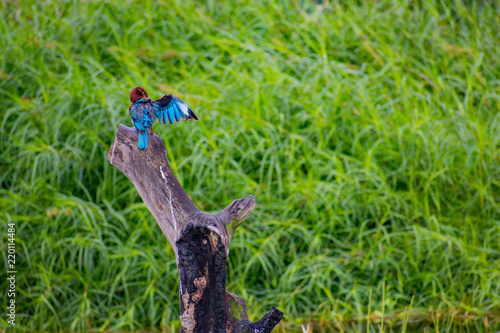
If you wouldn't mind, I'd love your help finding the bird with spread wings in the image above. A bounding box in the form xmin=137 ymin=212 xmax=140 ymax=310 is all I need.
xmin=128 ymin=86 xmax=198 ymax=149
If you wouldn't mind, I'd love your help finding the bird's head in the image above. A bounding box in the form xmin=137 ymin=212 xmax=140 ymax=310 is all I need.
xmin=129 ymin=87 xmax=148 ymax=103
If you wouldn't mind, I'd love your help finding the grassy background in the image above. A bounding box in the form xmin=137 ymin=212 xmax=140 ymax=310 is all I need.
xmin=1 ymin=0 xmax=500 ymax=332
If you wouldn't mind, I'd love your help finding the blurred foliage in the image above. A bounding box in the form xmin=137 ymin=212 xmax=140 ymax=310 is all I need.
xmin=1 ymin=0 xmax=499 ymax=332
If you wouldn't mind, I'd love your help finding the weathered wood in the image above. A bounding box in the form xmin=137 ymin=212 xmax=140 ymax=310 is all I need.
xmin=108 ymin=125 xmax=283 ymax=332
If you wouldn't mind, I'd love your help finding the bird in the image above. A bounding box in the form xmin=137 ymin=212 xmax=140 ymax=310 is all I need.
xmin=129 ymin=86 xmax=198 ymax=149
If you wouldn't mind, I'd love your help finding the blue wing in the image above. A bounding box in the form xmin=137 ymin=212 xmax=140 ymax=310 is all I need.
xmin=129 ymin=102 xmax=153 ymax=149
xmin=154 ymin=94 xmax=198 ymax=125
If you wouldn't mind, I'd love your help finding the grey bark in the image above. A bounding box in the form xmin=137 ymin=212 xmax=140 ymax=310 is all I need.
xmin=107 ymin=125 xmax=283 ymax=333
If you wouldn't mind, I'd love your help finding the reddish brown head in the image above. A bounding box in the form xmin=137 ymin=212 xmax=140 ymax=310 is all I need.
xmin=129 ymin=87 xmax=149 ymax=103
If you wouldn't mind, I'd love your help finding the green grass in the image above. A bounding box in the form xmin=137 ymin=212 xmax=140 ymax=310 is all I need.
xmin=1 ymin=0 xmax=500 ymax=332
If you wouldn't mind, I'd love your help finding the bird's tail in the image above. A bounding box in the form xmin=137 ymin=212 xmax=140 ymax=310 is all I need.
xmin=138 ymin=131 xmax=148 ymax=149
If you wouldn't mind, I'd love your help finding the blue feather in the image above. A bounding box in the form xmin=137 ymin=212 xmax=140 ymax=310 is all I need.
xmin=168 ymin=107 xmax=174 ymax=124
xmin=174 ymin=104 xmax=181 ymax=122
xmin=138 ymin=132 xmax=147 ymax=149
xmin=156 ymin=107 xmax=162 ymax=124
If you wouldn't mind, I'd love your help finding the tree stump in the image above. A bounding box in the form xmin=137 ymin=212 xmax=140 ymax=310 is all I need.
xmin=107 ymin=125 xmax=283 ymax=333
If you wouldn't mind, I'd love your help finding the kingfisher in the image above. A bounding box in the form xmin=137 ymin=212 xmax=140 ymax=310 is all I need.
xmin=129 ymin=87 xmax=198 ymax=149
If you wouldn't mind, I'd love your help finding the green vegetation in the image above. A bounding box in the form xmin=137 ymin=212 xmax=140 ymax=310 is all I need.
xmin=1 ymin=0 xmax=499 ymax=332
